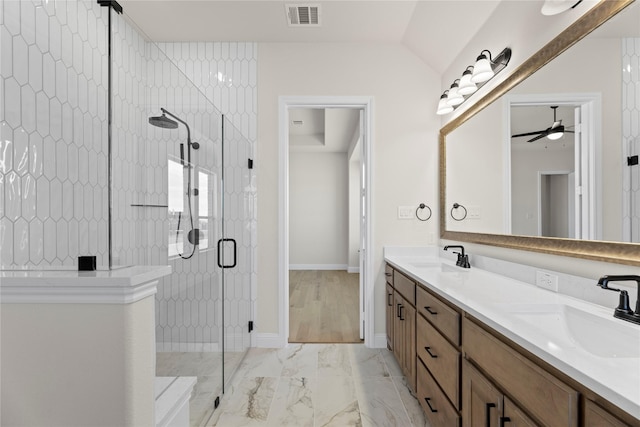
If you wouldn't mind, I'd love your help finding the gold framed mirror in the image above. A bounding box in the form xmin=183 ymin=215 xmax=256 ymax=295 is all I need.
xmin=439 ymin=0 xmax=640 ymax=267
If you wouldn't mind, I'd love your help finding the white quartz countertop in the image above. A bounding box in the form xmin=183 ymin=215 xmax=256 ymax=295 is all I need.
xmin=384 ymin=253 xmax=640 ymax=421
xmin=0 ymin=265 xmax=171 ymax=304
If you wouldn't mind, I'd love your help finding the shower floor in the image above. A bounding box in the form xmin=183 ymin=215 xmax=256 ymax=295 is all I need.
xmin=156 ymin=351 xmax=245 ymax=426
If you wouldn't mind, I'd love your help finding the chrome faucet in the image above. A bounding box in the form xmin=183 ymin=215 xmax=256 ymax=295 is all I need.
xmin=444 ymin=245 xmax=470 ymax=268
xmin=597 ymin=275 xmax=640 ymax=325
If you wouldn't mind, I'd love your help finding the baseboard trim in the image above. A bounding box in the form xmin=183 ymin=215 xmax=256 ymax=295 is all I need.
xmin=347 ymin=266 xmax=360 ymax=273
xmin=289 ymin=264 xmax=348 ymax=271
xmin=254 ymin=333 xmax=287 ymax=348
xmin=373 ymin=333 xmax=387 ymax=349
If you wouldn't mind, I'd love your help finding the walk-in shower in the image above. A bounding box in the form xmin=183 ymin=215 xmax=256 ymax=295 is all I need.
xmin=0 ymin=0 xmax=256 ymax=424
xmin=149 ymin=108 xmax=201 ymax=259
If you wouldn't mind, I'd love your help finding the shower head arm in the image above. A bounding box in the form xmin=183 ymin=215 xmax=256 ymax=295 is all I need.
xmin=160 ymin=108 xmax=192 ymax=145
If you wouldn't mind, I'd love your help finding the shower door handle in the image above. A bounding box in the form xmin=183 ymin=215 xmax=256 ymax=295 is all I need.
xmin=217 ymin=238 xmax=237 ymax=268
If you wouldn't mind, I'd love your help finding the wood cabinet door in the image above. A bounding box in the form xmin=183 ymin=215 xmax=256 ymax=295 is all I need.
xmin=463 ymin=360 xmax=503 ymax=427
xmin=584 ymin=400 xmax=629 ymax=427
xmin=503 ymin=397 xmax=539 ymax=427
xmin=404 ymin=302 xmax=416 ymax=391
xmin=393 ymin=292 xmax=405 ymax=373
xmin=386 ymin=283 xmax=394 ymax=350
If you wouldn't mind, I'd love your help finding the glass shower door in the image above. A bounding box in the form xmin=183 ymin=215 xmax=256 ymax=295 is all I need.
xmin=221 ymin=116 xmax=254 ymax=388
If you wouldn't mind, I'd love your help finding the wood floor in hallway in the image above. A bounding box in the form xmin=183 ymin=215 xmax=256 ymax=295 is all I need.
xmin=289 ymin=270 xmax=362 ymax=343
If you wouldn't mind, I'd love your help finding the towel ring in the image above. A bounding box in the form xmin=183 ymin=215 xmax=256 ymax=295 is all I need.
xmin=416 ymin=203 xmax=432 ymax=222
xmin=450 ymin=203 xmax=467 ymax=221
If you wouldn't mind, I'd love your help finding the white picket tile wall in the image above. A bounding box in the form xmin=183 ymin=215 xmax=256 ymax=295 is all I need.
xmin=622 ymin=38 xmax=640 ymax=243
xmin=1 ymin=0 xmax=109 ymax=269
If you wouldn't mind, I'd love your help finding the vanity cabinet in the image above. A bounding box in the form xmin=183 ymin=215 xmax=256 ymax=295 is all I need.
xmin=384 ymin=262 xmax=638 ymax=426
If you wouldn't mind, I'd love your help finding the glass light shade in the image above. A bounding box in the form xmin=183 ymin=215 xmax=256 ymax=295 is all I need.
xmin=447 ymin=85 xmax=464 ymax=106
xmin=436 ymin=96 xmax=454 ymax=115
xmin=547 ymin=130 xmax=564 ymax=140
xmin=458 ymin=71 xmax=477 ymax=95
xmin=471 ymin=55 xmax=494 ymax=83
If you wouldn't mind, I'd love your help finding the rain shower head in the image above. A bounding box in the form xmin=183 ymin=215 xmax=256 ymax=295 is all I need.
xmin=148 ymin=113 xmax=178 ymax=129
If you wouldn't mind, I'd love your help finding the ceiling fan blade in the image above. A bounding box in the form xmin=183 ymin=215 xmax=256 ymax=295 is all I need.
xmin=512 ymin=130 xmax=545 ymax=138
xmin=527 ymin=133 xmax=547 ymax=142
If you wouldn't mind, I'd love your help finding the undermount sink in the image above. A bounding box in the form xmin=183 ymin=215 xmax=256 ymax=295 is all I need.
xmin=409 ymin=262 xmax=466 ymax=273
xmin=503 ymin=303 xmax=640 ymax=358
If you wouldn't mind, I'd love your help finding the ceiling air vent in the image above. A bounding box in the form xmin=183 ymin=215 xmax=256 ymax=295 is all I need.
xmin=286 ymin=4 xmax=321 ymax=27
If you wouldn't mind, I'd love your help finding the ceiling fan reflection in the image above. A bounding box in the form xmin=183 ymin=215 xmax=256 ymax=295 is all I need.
xmin=511 ymin=106 xmax=575 ymax=142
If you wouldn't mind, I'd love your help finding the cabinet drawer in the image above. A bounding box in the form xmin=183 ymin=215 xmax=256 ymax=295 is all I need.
xmin=417 ymin=314 xmax=460 ymax=409
xmin=463 ymin=318 xmax=578 ymax=427
xmin=393 ymin=270 xmax=415 ymax=305
xmin=417 ymin=285 xmax=460 ymax=345
xmin=417 ymin=359 xmax=460 ymax=427
xmin=385 ymin=264 xmax=394 ymax=286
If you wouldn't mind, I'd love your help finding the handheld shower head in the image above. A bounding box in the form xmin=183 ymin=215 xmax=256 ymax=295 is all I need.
xmin=148 ymin=113 xmax=178 ymax=129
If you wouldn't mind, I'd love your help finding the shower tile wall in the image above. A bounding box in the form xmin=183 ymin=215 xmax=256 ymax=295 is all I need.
xmin=152 ymin=41 xmax=258 ymax=351
xmin=1 ymin=0 xmax=109 ymax=268
xmin=156 ymin=42 xmax=258 ymax=351
xmin=622 ymin=38 xmax=640 ymax=243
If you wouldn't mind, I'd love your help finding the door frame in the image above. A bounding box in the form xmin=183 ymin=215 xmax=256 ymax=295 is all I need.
xmin=504 ymin=93 xmax=602 ymax=239
xmin=278 ymin=96 xmax=374 ymax=347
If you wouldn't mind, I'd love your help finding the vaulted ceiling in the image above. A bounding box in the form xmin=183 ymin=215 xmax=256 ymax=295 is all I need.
xmin=120 ymin=0 xmax=501 ymax=75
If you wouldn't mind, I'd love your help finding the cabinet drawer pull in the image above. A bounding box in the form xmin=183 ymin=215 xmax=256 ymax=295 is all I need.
xmin=385 ymin=272 xmax=392 ymax=277
xmin=424 ymin=397 xmax=438 ymax=413
xmin=396 ymin=303 xmax=402 ymax=318
xmin=499 ymin=416 xmax=511 ymax=427
xmin=486 ymin=403 xmax=496 ymax=427
xmin=399 ymin=305 xmax=405 ymax=321
xmin=424 ymin=346 xmax=438 ymax=358
xmin=424 ymin=306 xmax=438 ymax=315
xmin=387 ymin=293 xmax=393 ymax=306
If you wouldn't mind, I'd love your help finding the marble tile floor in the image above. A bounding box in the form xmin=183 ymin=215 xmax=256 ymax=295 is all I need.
xmin=207 ymin=344 xmax=430 ymax=427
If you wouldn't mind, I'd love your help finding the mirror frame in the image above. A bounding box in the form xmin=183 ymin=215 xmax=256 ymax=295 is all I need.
xmin=439 ymin=0 xmax=640 ymax=267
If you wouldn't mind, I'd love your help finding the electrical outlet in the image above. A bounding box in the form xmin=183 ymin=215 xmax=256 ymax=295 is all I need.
xmin=535 ymin=271 xmax=559 ymax=292
xmin=398 ymin=206 xmax=414 ymax=219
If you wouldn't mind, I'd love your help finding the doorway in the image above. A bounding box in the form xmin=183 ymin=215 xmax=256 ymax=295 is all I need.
xmin=505 ymin=94 xmax=602 ymax=240
xmin=278 ymin=96 xmax=374 ymax=347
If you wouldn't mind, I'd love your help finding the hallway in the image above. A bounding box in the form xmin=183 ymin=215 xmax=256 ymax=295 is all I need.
xmin=289 ymin=270 xmax=361 ymax=343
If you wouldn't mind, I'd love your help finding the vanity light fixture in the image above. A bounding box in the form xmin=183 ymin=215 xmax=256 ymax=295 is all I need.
xmin=435 ymin=47 xmax=512 ymax=115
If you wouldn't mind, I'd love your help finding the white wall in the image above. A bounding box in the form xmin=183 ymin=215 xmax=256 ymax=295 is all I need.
xmin=512 ymin=145 xmax=574 ymax=236
xmin=258 ymin=43 xmax=440 ymax=336
xmin=289 ymin=152 xmax=348 ymax=268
